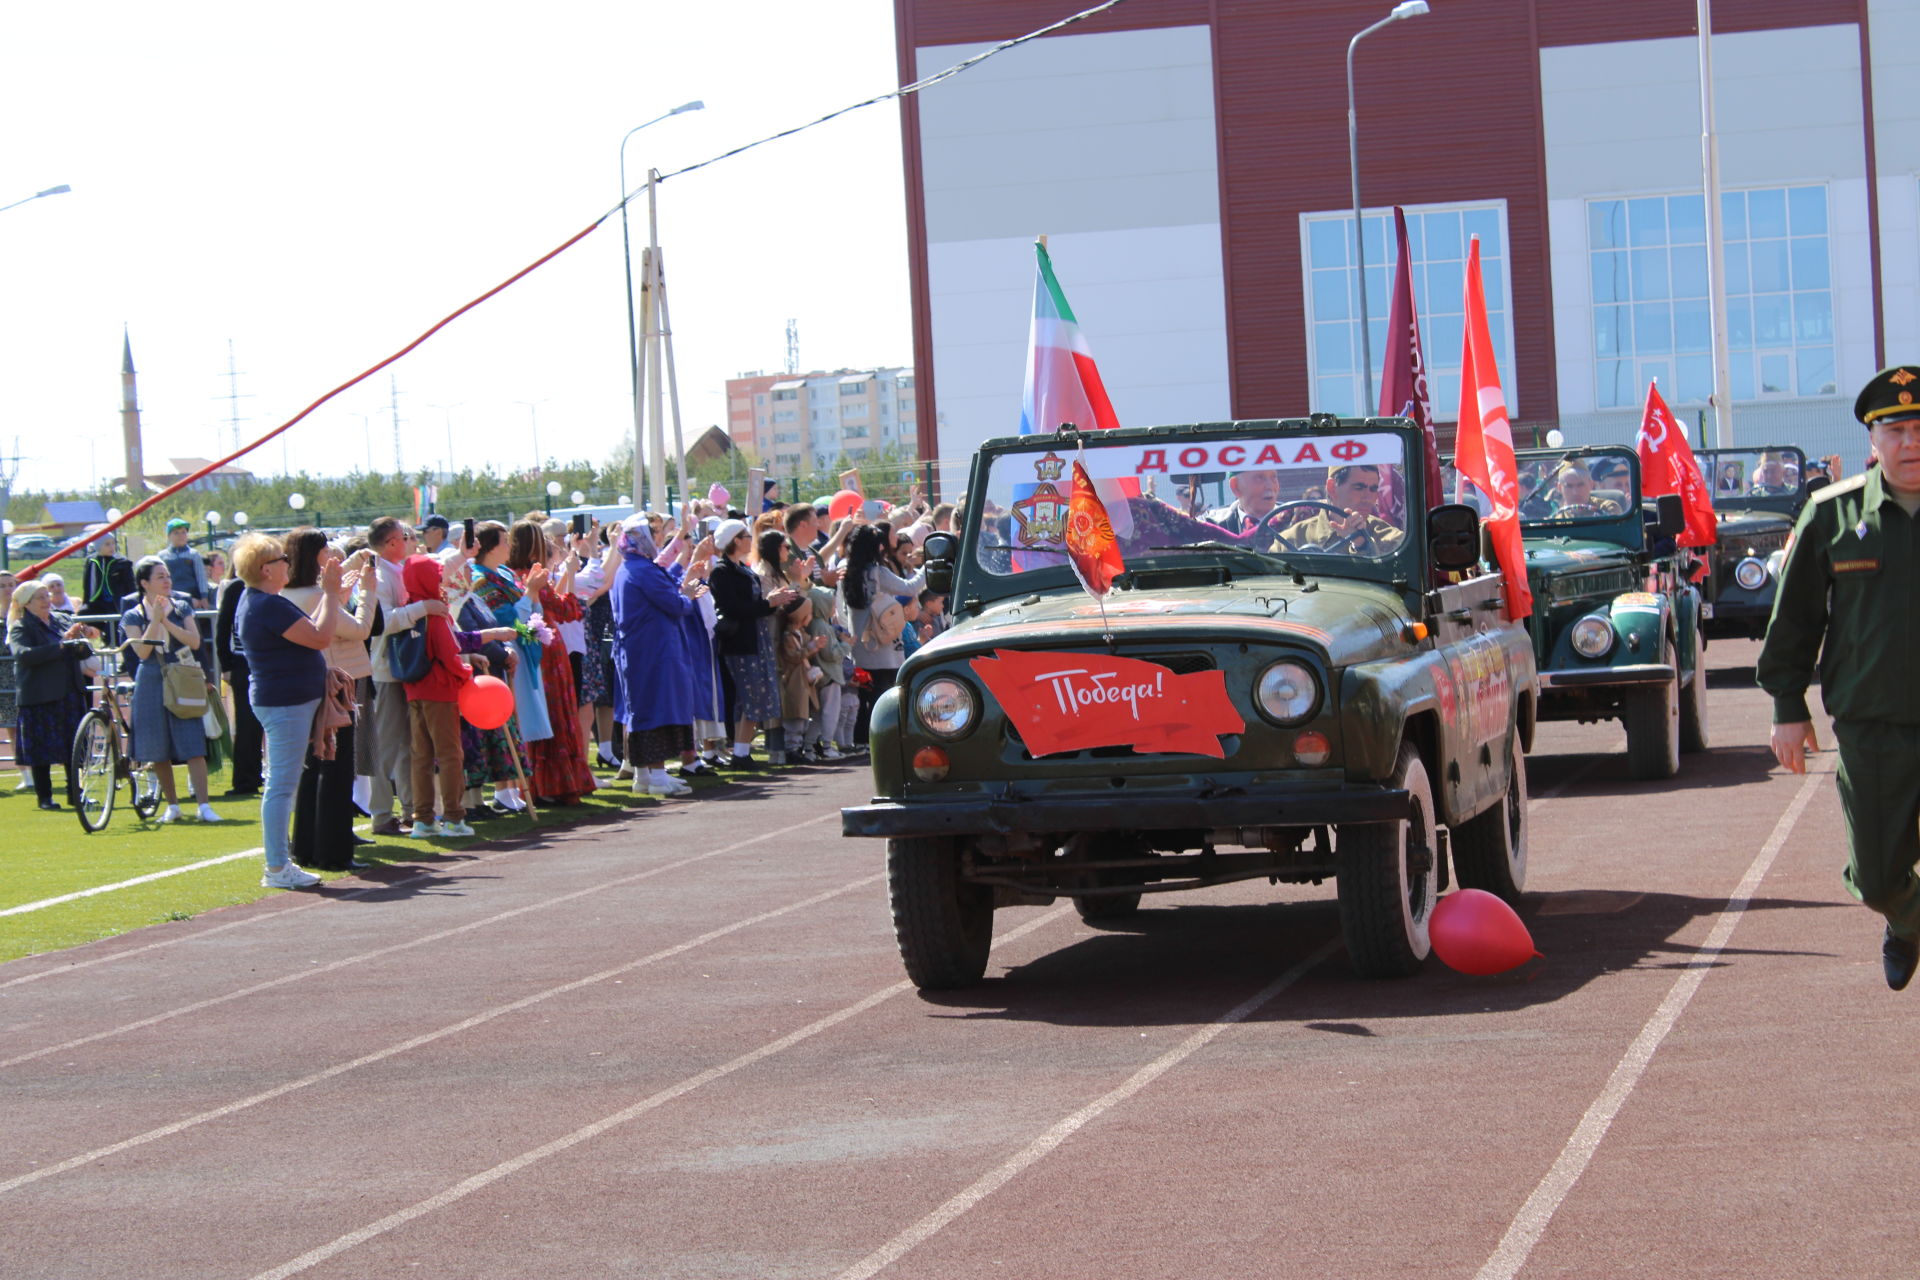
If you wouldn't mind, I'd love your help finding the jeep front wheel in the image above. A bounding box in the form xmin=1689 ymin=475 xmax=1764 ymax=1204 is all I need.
xmin=1679 ymin=623 xmax=1709 ymax=754
xmin=1626 ymin=642 xmax=1681 ymax=780
xmin=888 ymin=836 xmax=995 ymax=989
xmin=1337 ymin=744 xmax=1438 ymax=978
xmin=1450 ymin=730 xmax=1529 ymax=903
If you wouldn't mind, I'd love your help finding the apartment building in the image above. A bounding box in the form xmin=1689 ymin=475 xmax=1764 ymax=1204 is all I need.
xmin=726 ymin=366 xmax=918 ymax=473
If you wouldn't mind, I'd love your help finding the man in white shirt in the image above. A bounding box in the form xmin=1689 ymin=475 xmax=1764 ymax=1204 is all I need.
xmin=366 ymin=516 xmax=448 ymax=833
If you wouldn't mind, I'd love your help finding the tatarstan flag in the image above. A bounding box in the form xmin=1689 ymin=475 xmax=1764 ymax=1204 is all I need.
xmin=1454 ymin=236 xmax=1533 ymax=621
xmin=1019 ymin=240 xmax=1120 ymax=436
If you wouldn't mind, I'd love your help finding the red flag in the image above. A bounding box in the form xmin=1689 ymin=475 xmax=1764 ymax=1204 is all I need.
xmin=1454 ymin=237 xmax=1533 ymax=621
xmin=1066 ymin=459 xmax=1125 ymax=598
xmin=1634 ymin=381 xmax=1718 ymax=549
xmin=1379 ymin=206 xmax=1444 ymax=511
xmin=970 ymin=649 xmax=1245 ymax=758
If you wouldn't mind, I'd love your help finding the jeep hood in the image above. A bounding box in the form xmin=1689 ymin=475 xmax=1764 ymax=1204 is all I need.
xmin=920 ymin=579 xmax=1409 ymax=670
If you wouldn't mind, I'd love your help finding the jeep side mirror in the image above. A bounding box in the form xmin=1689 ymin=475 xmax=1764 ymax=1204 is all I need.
xmin=923 ymin=531 xmax=958 ymax=594
xmin=1426 ymin=503 xmax=1482 ymax=572
xmin=1648 ymin=493 xmax=1685 ymax=540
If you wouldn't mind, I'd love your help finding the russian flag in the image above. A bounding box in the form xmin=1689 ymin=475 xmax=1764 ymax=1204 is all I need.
xmin=1019 ymin=240 xmax=1120 ymax=436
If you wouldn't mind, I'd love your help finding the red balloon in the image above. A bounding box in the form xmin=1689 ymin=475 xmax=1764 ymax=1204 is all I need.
xmin=459 ymin=675 xmax=515 ymax=731
xmin=1431 ymin=889 xmax=1539 ymax=976
xmin=828 ymin=489 xmax=864 ymax=522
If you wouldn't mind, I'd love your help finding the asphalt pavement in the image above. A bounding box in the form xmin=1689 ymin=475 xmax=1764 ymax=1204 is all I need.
xmin=3 ymin=637 xmax=1914 ymax=1279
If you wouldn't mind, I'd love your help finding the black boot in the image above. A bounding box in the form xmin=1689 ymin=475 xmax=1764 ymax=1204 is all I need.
xmin=1882 ymin=927 xmax=1918 ymax=991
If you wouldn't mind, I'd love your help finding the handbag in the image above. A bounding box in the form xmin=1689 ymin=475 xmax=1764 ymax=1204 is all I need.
xmin=387 ymin=619 xmax=432 ymax=683
xmin=161 ymin=658 xmax=210 ymax=719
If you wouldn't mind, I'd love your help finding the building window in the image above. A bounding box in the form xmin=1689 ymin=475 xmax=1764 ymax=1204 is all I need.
xmin=840 ymin=381 xmax=867 ymax=396
xmin=772 ymin=388 xmax=798 ymax=401
xmin=773 ymin=409 xmax=796 ymax=423
xmin=1300 ymin=201 xmax=1516 ymax=419
xmin=843 ymin=401 xmax=868 ymax=418
xmin=1588 ymin=185 xmax=1834 ymax=407
xmin=899 ymin=375 xmax=913 ymax=389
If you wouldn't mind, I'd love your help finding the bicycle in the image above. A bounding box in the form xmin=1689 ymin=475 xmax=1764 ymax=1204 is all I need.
xmin=71 ymin=676 xmax=162 ymax=832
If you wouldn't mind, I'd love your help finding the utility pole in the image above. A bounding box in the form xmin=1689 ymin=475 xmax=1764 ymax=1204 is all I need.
xmin=0 ymin=437 xmax=20 ymax=569
xmin=217 ymin=339 xmax=253 ymax=454
xmin=785 ymin=318 xmax=799 ymax=376
xmin=389 ymin=374 xmax=404 ymax=475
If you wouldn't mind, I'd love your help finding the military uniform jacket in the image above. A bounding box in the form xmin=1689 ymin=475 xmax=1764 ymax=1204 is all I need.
xmin=1756 ymin=468 xmax=1920 ymax=726
xmin=1276 ymin=511 xmax=1406 ymax=555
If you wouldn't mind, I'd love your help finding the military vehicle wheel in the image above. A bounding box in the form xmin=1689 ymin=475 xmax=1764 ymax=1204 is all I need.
xmin=888 ymin=836 xmax=994 ymax=989
xmin=1074 ymin=889 xmax=1142 ymax=922
xmin=1450 ymin=730 xmax=1528 ymax=902
xmin=1066 ymin=834 xmax=1143 ymax=921
xmin=1626 ymin=641 xmax=1681 ymax=780
xmin=1337 ymin=744 xmax=1437 ymax=978
xmin=1679 ymin=623 xmax=1709 ymax=754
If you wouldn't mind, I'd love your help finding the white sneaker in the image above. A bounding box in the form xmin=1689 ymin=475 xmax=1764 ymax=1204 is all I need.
xmin=818 ymin=745 xmax=844 ymax=761
xmin=262 ymin=863 xmax=322 ymax=889
xmin=649 ymin=772 xmax=692 ymax=797
xmin=157 ymin=804 xmax=181 ymax=825
xmin=407 ymin=820 xmax=436 ymax=838
xmin=197 ymin=803 xmax=223 ymax=823
xmin=436 ymin=819 xmax=475 ymax=838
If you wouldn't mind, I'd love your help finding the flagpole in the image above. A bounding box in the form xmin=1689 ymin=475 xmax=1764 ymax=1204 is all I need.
xmin=1698 ymin=0 xmax=1734 ymax=448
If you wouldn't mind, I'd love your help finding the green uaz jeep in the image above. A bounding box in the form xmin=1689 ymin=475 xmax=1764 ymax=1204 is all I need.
xmin=1505 ymin=446 xmax=1705 ymax=780
xmin=843 ymin=418 xmax=1536 ymax=989
xmin=1690 ymin=445 xmax=1812 ymax=640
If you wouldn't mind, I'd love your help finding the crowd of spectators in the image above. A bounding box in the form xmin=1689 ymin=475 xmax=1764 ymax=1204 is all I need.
xmin=4 ymin=486 xmax=955 ymax=891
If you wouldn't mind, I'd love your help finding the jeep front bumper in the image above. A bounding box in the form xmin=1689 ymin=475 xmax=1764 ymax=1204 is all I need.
xmin=842 ymin=784 xmax=1411 ymax=838
xmin=1537 ymin=662 xmax=1675 ymax=690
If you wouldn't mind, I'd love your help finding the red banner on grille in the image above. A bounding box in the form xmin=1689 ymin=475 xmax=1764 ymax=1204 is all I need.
xmin=969 ymin=648 xmax=1246 ymax=759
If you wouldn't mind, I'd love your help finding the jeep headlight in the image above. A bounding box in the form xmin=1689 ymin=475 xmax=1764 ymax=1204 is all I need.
xmin=1734 ymin=557 xmax=1768 ymax=591
xmin=914 ymin=677 xmax=977 ymax=739
xmin=1255 ymin=660 xmax=1320 ymax=725
xmin=1570 ymin=614 xmax=1615 ymax=659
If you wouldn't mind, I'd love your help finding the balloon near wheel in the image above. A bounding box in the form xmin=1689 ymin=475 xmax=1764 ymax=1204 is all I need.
xmin=1431 ymin=889 xmax=1539 ymax=975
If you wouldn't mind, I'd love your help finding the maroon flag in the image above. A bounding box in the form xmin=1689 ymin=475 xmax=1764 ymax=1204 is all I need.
xmin=1378 ymin=206 xmax=1443 ymax=510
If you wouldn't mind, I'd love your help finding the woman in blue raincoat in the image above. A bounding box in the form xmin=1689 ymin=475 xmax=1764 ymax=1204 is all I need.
xmin=610 ymin=516 xmax=703 ymax=797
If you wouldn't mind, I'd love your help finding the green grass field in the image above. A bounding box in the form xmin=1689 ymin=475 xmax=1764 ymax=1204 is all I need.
xmin=0 ymin=757 xmax=708 ymax=964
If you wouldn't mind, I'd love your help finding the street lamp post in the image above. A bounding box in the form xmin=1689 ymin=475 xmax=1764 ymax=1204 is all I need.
xmin=0 ymin=184 xmax=71 ymax=216
xmin=1348 ymin=0 xmax=1429 ymax=411
xmin=205 ymin=509 xmax=221 ymax=548
xmin=514 ymin=399 xmax=548 ymax=474
xmin=545 ymin=480 xmax=562 ymax=516
xmin=620 ymin=101 xmax=704 ymax=510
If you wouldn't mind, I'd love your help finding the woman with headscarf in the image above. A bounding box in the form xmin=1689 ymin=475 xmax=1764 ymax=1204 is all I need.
xmin=610 ymin=516 xmax=704 ymax=796
xmin=706 ymin=520 xmax=801 ymax=769
xmin=120 ymin=555 xmax=220 ymax=824
xmin=468 ymin=522 xmax=551 ymax=814
xmin=7 ymin=579 xmax=98 ymax=810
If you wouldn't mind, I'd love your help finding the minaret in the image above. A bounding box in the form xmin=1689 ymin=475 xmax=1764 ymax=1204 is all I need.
xmin=120 ymin=328 xmax=146 ymax=491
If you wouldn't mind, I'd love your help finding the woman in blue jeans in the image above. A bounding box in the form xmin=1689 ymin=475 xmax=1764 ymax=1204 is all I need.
xmin=230 ymin=533 xmax=344 ymax=889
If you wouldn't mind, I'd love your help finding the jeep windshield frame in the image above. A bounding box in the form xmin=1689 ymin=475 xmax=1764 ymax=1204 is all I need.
xmin=1692 ymin=445 xmax=1809 ymax=516
xmin=951 ymin=418 xmax=1428 ymax=608
xmin=1507 ymin=446 xmax=1647 ymax=551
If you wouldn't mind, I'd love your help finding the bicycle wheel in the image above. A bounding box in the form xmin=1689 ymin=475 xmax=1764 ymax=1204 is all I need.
xmin=71 ymin=711 xmax=118 ymax=834
xmin=130 ymin=764 xmax=163 ymax=820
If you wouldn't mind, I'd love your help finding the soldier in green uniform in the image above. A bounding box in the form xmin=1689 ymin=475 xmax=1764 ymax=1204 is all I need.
xmin=1275 ymin=464 xmax=1405 ymax=555
xmin=1757 ymin=365 xmax=1920 ymax=989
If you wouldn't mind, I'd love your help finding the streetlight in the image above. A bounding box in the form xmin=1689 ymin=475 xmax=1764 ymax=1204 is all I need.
xmin=1 ymin=518 xmax=12 ymax=571
xmin=570 ymin=489 xmax=585 ymax=505
xmin=288 ymin=492 xmax=307 ymax=512
xmin=545 ymin=480 xmax=562 ymax=515
xmin=0 ymin=183 xmax=71 ymax=216
xmin=1348 ymin=0 xmax=1429 ymax=411
xmin=617 ymin=494 xmax=631 ymax=509
xmin=205 ymin=510 xmax=221 ymax=547
xmin=427 ymin=402 xmax=464 ymax=478
xmin=514 ymin=399 xmax=549 ymax=474
xmin=620 ymin=100 xmax=705 ymax=508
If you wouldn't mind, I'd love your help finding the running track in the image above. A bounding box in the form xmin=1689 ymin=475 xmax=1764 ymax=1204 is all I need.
xmin=3 ymin=638 xmax=1913 ymax=1278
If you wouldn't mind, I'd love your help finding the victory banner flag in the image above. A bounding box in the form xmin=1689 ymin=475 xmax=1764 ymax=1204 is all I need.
xmin=1379 ymin=206 xmax=1444 ymax=512
xmin=1065 ymin=458 xmax=1125 ymax=599
xmin=1019 ymin=240 xmax=1120 ymax=437
xmin=970 ymin=648 xmax=1245 ymax=758
xmin=1454 ymin=236 xmax=1534 ymax=621
xmin=1635 ymin=381 xmax=1718 ymax=548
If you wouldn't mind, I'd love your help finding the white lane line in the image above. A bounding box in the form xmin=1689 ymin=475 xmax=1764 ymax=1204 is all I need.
xmin=0 ymin=814 xmax=835 ymax=1070
xmin=1 ymin=847 xmax=267 ymax=918
xmin=243 ymin=905 xmax=1076 ymax=1280
xmin=0 ymin=865 xmax=900 ymax=1198
xmin=833 ymin=936 xmax=1341 ymax=1280
xmin=0 ymin=803 xmax=757 ymax=991
xmin=1474 ymin=763 xmax=1828 ymax=1280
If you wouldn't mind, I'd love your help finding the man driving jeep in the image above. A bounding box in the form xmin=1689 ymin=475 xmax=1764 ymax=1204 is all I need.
xmin=1273 ymin=464 xmax=1406 ymax=554
xmin=1547 ymin=461 xmax=1625 ymax=518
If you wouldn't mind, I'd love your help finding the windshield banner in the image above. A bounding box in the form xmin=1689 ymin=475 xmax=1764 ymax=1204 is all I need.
xmin=970 ymin=648 xmax=1246 ymax=758
xmin=1000 ymin=434 xmax=1403 ymax=484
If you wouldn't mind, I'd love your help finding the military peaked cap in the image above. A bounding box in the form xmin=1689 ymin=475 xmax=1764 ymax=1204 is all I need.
xmin=1853 ymin=365 xmax=1920 ymax=427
